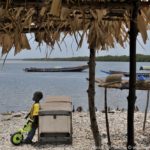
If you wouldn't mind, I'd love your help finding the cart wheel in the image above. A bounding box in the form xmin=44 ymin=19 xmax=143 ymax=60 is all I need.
xmin=10 ymin=132 xmax=24 ymax=145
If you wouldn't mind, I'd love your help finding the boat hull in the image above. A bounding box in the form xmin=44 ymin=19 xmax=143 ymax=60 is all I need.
xmin=24 ymin=65 xmax=88 ymax=72
xmin=101 ymin=70 xmax=150 ymax=78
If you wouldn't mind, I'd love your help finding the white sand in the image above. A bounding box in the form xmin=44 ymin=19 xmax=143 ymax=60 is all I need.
xmin=0 ymin=111 xmax=150 ymax=150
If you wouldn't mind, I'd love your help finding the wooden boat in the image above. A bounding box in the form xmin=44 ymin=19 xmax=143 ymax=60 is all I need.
xmin=100 ymin=70 xmax=129 ymax=76
xmin=101 ymin=70 xmax=150 ymax=78
xmin=24 ymin=65 xmax=88 ymax=72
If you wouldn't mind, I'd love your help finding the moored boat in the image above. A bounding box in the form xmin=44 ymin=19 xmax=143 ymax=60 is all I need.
xmin=101 ymin=70 xmax=150 ymax=78
xmin=24 ymin=65 xmax=89 ymax=72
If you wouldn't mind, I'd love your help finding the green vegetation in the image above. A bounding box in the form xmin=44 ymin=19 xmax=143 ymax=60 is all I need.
xmin=22 ymin=54 xmax=150 ymax=62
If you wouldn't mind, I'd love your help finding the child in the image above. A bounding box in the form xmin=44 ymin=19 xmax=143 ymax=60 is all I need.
xmin=24 ymin=91 xmax=43 ymax=144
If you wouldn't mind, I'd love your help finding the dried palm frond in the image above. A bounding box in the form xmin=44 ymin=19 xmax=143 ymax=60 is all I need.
xmin=0 ymin=7 xmax=5 ymax=18
xmin=23 ymin=8 xmax=35 ymax=29
xmin=146 ymin=9 xmax=150 ymax=23
xmin=20 ymin=34 xmax=31 ymax=50
xmin=96 ymin=9 xmax=107 ymax=22
xmin=118 ymin=35 xmax=124 ymax=47
xmin=0 ymin=34 xmax=3 ymax=46
xmin=122 ymin=32 xmax=129 ymax=43
xmin=137 ymin=13 xmax=148 ymax=44
xmin=50 ymin=0 xmax=62 ymax=17
xmin=35 ymin=32 xmax=45 ymax=45
xmin=107 ymin=33 xmax=114 ymax=48
xmin=90 ymin=10 xmax=97 ymax=20
xmin=15 ymin=7 xmax=24 ymax=19
xmin=2 ymin=34 xmax=13 ymax=55
xmin=60 ymin=7 xmax=71 ymax=20
xmin=79 ymin=22 xmax=90 ymax=48
xmin=52 ymin=31 xmax=60 ymax=41
xmin=40 ymin=7 xmax=47 ymax=17
xmin=14 ymin=33 xmax=21 ymax=54
xmin=142 ymin=8 xmax=150 ymax=24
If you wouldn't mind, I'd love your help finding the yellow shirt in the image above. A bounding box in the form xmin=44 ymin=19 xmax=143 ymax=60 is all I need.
xmin=29 ymin=103 xmax=40 ymax=119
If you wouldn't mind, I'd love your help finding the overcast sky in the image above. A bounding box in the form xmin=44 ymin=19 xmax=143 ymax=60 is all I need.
xmin=0 ymin=32 xmax=150 ymax=59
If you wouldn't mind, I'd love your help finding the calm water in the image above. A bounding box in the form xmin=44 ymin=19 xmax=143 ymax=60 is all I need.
xmin=0 ymin=60 xmax=150 ymax=113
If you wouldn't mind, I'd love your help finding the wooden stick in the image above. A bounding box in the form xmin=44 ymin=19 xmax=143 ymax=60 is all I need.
xmin=143 ymin=90 xmax=150 ymax=131
xmin=104 ymin=88 xmax=111 ymax=149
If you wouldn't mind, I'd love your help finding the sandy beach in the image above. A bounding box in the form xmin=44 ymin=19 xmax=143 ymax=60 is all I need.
xmin=0 ymin=111 xmax=150 ymax=150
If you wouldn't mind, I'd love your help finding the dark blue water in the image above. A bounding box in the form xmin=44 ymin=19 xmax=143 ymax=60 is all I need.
xmin=0 ymin=60 xmax=150 ymax=113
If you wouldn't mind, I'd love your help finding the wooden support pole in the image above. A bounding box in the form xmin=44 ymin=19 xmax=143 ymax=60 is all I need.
xmin=143 ymin=90 xmax=150 ymax=131
xmin=127 ymin=1 xmax=139 ymax=150
xmin=104 ymin=87 xmax=111 ymax=149
xmin=87 ymin=48 xmax=101 ymax=150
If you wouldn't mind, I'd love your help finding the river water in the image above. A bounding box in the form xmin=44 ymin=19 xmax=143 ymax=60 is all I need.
xmin=0 ymin=60 xmax=150 ymax=113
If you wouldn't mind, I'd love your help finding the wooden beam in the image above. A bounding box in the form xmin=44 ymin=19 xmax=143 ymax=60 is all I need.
xmin=1 ymin=1 xmax=150 ymax=9
xmin=0 ymin=26 xmax=73 ymax=33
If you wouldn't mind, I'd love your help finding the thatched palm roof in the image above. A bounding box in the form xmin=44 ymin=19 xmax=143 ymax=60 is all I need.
xmin=0 ymin=0 xmax=150 ymax=55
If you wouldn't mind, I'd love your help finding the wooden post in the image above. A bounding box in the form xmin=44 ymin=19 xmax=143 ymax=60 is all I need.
xmin=87 ymin=48 xmax=101 ymax=150
xmin=104 ymin=87 xmax=111 ymax=149
xmin=143 ymin=90 xmax=150 ymax=131
xmin=127 ymin=1 xmax=139 ymax=149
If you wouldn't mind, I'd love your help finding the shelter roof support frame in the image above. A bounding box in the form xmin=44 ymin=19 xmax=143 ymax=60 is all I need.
xmin=88 ymin=48 xmax=101 ymax=149
xmin=127 ymin=0 xmax=140 ymax=149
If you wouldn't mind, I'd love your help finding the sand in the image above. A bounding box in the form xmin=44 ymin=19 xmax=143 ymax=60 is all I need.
xmin=0 ymin=111 xmax=150 ymax=150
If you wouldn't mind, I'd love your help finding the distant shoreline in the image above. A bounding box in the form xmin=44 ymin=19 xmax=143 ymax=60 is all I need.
xmin=1 ymin=54 xmax=150 ymax=62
